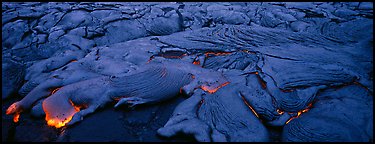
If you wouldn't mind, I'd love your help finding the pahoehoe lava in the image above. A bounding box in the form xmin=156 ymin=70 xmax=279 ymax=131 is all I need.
xmin=2 ymin=2 xmax=373 ymax=142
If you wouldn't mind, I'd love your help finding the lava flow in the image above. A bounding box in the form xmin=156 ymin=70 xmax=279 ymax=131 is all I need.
xmin=193 ymin=59 xmax=200 ymax=65
xmin=13 ymin=113 xmax=20 ymax=122
xmin=285 ymin=103 xmax=313 ymax=124
xmin=43 ymin=99 xmax=81 ymax=128
xmin=200 ymin=82 xmax=230 ymax=94
xmin=277 ymin=109 xmax=284 ymax=115
xmin=204 ymin=51 xmax=232 ymax=57
xmin=46 ymin=115 xmax=75 ymax=128
xmin=240 ymin=93 xmax=260 ymax=118
xmin=6 ymin=102 xmax=23 ymax=123
xmin=51 ymin=88 xmax=61 ymax=94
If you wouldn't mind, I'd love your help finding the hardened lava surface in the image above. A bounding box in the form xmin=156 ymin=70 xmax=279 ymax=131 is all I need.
xmin=2 ymin=2 xmax=373 ymax=142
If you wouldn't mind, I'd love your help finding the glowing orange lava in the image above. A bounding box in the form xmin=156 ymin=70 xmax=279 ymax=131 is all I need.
xmin=160 ymin=54 xmax=187 ymax=59
xmin=204 ymin=52 xmax=232 ymax=57
xmin=200 ymin=82 xmax=230 ymax=94
xmin=46 ymin=116 xmax=74 ymax=128
xmin=13 ymin=113 xmax=20 ymax=123
xmin=70 ymin=60 xmax=77 ymax=62
xmin=285 ymin=117 xmax=294 ymax=124
xmin=256 ymin=75 xmax=267 ymax=89
xmin=240 ymin=95 xmax=259 ymax=118
xmin=44 ymin=100 xmax=80 ymax=128
xmin=301 ymin=109 xmax=309 ymax=113
xmin=6 ymin=102 xmax=20 ymax=115
xmin=277 ymin=109 xmax=284 ymax=115
xmin=193 ymin=60 xmax=200 ymax=65
xmin=285 ymin=103 xmax=313 ymax=124
xmin=51 ymin=88 xmax=60 ymax=95
xmin=6 ymin=102 xmax=23 ymax=123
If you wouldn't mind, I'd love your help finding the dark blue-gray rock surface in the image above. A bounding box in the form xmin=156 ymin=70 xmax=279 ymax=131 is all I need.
xmin=2 ymin=2 xmax=373 ymax=142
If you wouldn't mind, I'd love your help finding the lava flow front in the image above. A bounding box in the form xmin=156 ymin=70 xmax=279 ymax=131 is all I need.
xmin=6 ymin=102 xmax=22 ymax=123
xmin=43 ymin=98 xmax=81 ymax=128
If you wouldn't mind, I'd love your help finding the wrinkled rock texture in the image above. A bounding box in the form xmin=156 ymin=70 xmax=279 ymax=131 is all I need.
xmin=2 ymin=2 xmax=373 ymax=142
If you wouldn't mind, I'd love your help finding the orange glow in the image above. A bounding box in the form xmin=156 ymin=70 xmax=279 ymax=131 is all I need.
xmin=70 ymin=60 xmax=77 ymax=62
xmin=301 ymin=103 xmax=313 ymax=113
xmin=191 ymin=75 xmax=195 ymax=79
xmin=146 ymin=56 xmax=155 ymax=64
xmin=51 ymin=88 xmax=60 ymax=95
xmin=70 ymin=100 xmax=81 ymax=112
xmin=256 ymin=75 xmax=267 ymax=89
xmin=160 ymin=54 xmax=187 ymax=59
xmin=44 ymin=100 xmax=80 ymax=128
xmin=246 ymin=71 xmax=259 ymax=75
xmin=249 ymin=70 xmax=266 ymax=89
xmin=6 ymin=102 xmax=21 ymax=115
xmin=193 ymin=60 xmax=200 ymax=65
xmin=47 ymin=116 xmax=74 ymax=128
xmin=200 ymin=82 xmax=230 ymax=94
xmin=240 ymin=95 xmax=259 ymax=118
xmin=204 ymin=52 xmax=232 ymax=57
xmin=6 ymin=102 xmax=23 ymax=123
xmin=285 ymin=103 xmax=313 ymax=124
xmin=113 ymin=96 xmax=130 ymax=101
xmin=13 ymin=113 xmax=20 ymax=123
xmin=285 ymin=117 xmax=294 ymax=124
xmin=277 ymin=109 xmax=284 ymax=115
xmin=297 ymin=111 xmax=302 ymax=117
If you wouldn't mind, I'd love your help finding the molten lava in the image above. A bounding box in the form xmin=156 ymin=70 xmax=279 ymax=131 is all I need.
xmin=43 ymin=100 xmax=80 ymax=128
xmin=13 ymin=113 xmax=20 ymax=123
xmin=193 ymin=60 xmax=200 ymax=65
xmin=240 ymin=94 xmax=260 ymax=118
xmin=200 ymin=82 xmax=230 ymax=94
xmin=51 ymin=88 xmax=60 ymax=94
xmin=6 ymin=102 xmax=23 ymax=123
xmin=255 ymin=74 xmax=267 ymax=89
xmin=277 ymin=109 xmax=284 ymax=115
xmin=285 ymin=103 xmax=313 ymax=124
xmin=204 ymin=52 xmax=232 ymax=57
xmin=160 ymin=53 xmax=187 ymax=59
xmin=46 ymin=116 xmax=74 ymax=128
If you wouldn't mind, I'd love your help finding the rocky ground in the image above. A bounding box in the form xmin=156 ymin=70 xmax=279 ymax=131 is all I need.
xmin=2 ymin=2 xmax=373 ymax=142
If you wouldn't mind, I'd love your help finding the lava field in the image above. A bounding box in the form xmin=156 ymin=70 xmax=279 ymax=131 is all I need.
xmin=2 ymin=2 xmax=373 ymax=142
